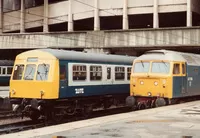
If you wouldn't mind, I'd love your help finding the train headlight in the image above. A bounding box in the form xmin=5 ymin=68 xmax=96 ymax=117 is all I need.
xmin=162 ymin=79 xmax=166 ymax=84
xmin=140 ymin=81 xmax=144 ymax=85
xmin=12 ymin=90 xmax=15 ymax=95
xmin=148 ymin=92 xmax=151 ymax=96
xmin=154 ymin=81 xmax=158 ymax=86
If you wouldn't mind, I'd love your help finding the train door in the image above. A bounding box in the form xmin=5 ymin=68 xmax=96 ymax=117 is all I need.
xmin=59 ymin=65 xmax=67 ymax=93
xmin=181 ymin=63 xmax=187 ymax=95
xmin=106 ymin=66 xmax=113 ymax=84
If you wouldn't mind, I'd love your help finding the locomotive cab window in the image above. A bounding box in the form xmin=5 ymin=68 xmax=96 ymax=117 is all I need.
xmin=173 ymin=63 xmax=180 ymax=75
xmin=115 ymin=67 xmax=125 ymax=80
xmin=182 ymin=63 xmax=186 ymax=75
xmin=90 ymin=66 xmax=102 ymax=81
xmin=60 ymin=65 xmax=66 ymax=80
xmin=36 ymin=64 xmax=50 ymax=81
xmin=73 ymin=65 xmax=87 ymax=81
xmin=13 ymin=64 xmax=24 ymax=80
xmin=24 ymin=64 xmax=36 ymax=80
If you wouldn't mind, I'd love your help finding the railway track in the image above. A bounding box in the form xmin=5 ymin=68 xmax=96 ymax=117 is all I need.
xmin=0 ymin=106 xmax=130 ymax=135
xmin=0 ymin=110 xmax=20 ymax=120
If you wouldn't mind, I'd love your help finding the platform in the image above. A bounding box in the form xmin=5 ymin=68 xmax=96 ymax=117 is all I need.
xmin=2 ymin=101 xmax=200 ymax=138
xmin=0 ymin=86 xmax=9 ymax=98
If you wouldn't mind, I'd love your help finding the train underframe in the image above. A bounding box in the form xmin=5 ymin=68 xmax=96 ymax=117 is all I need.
xmin=10 ymin=94 xmax=128 ymax=121
xmin=126 ymin=95 xmax=200 ymax=110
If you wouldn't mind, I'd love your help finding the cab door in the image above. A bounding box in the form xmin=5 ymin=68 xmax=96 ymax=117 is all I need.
xmin=181 ymin=62 xmax=187 ymax=95
xmin=59 ymin=65 xmax=67 ymax=94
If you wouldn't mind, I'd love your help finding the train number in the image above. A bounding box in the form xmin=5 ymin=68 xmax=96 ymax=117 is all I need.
xmin=75 ymin=88 xmax=84 ymax=94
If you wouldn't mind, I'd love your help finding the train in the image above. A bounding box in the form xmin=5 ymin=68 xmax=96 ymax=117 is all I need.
xmin=0 ymin=60 xmax=14 ymax=86
xmin=126 ymin=49 xmax=200 ymax=110
xmin=9 ymin=48 xmax=136 ymax=121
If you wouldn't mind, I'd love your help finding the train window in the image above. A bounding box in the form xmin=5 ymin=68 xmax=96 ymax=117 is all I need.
xmin=73 ymin=65 xmax=87 ymax=81
xmin=173 ymin=64 xmax=180 ymax=75
xmin=36 ymin=64 xmax=50 ymax=81
xmin=107 ymin=67 xmax=111 ymax=80
xmin=151 ymin=62 xmax=170 ymax=74
xmin=115 ymin=67 xmax=125 ymax=80
xmin=133 ymin=62 xmax=150 ymax=73
xmin=23 ymin=64 xmax=36 ymax=80
xmin=182 ymin=64 xmax=186 ymax=74
xmin=60 ymin=65 xmax=66 ymax=80
xmin=13 ymin=65 xmax=24 ymax=80
xmin=7 ymin=67 xmax=13 ymax=75
xmin=1 ymin=67 xmax=6 ymax=75
xmin=127 ymin=67 xmax=132 ymax=80
xmin=90 ymin=66 xmax=102 ymax=81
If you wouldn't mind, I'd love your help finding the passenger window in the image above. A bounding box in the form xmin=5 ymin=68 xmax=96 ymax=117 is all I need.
xmin=7 ymin=67 xmax=13 ymax=75
xmin=23 ymin=64 xmax=36 ymax=80
xmin=59 ymin=65 xmax=66 ymax=80
xmin=2 ymin=68 xmax=6 ymax=75
xmin=173 ymin=64 xmax=180 ymax=75
xmin=73 ymin=65 xmax=87 ymax=81
xmin=36 ymin=64 xmax=50 ymax=81
xmin=90 ymin=66 xmax=102 ymax=81
xmin=107 ymin=67 xmax=111 ymax=80
xmin=127 ymin=67 xmax=132 ymax=80
xmin=115 ymin=67 xmax=125 ymax=80
xmin=13 ymin=65 xmax=24 ymax=80
xmin=182 ymin=64 xmax=186 ymax=74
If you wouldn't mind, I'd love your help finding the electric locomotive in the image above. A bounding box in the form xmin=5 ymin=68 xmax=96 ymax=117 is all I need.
xmin=126 ymin=49 xmax=200 ymax=110
xmin=9 ymin=49 xmax=136 ymax=121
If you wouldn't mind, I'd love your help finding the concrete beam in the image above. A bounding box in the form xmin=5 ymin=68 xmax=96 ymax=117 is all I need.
xmin=0 ymin=27 xmax=200 ymax=49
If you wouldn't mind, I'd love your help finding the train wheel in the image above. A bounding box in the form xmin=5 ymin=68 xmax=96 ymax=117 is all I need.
xmin=82 ymin=105 xmax=93 ymax=118
xmin=155 ymin=98 xmax=166 ymax=107
xmin=29 ymin=111 xmax=40 ymax=121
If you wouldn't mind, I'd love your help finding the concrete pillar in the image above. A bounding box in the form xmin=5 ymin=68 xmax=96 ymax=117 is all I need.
xmin=0 ymin=0 xmax=3 ymax=33
xmin=153 ymin=0 xmax=159 ymax=28
xmin=68 ymin=0 xmax=73 ymax=32
xmin=94 ymin=0 xmax=100 ymax=31
xmin=123 ymin=0 xmax=128 ymax=30
xmin=187 ymin=0 xmax=192 ymax=27
xmin=20 ymin=0 xmax=25 ymax=33
xmin=43 ymin=0 xmax=49 ymax=32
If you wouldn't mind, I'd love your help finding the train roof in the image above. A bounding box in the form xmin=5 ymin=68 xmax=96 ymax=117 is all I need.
xmin=136 ymin=49 xmax=200 ymax=66
xmin=0 ymin=60 xmax=14 ymax=66
xmin=17 ymin=49 xmax=136 ymax=64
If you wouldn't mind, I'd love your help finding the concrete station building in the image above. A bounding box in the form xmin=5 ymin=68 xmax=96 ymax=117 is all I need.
xmin=0 ymin=0 xmax=200 ymax=58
